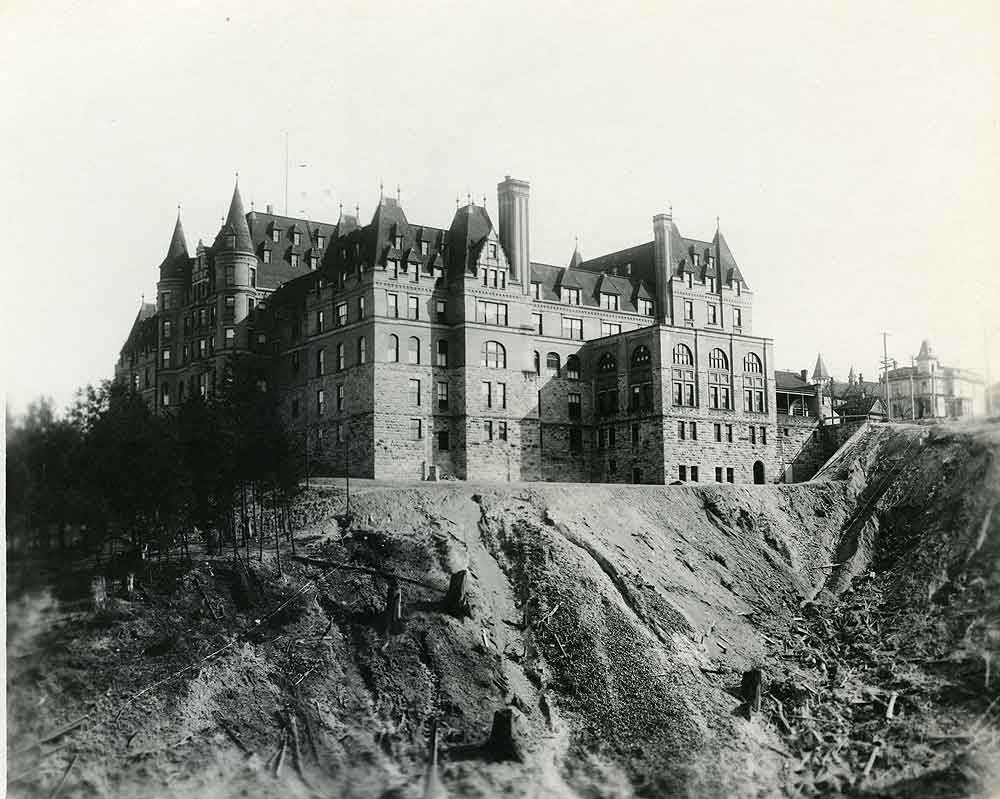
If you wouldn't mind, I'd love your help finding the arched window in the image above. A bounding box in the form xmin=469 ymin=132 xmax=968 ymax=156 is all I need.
xmin=533 ymin=351 xmax=540 ymax=375
xmin=408 ymin=336 xmax=421 ymax=364
xmin=709 ymin=348 xmax=728 ymax=371
xmin=598 ymin=352 xmax=617 ymax=373
xmin=546 ymin=352 xmax=561 ymax=375
xmin=631 ymin=345 xmax=651 ymax=367
xmin=483 ymin=340 xmax=506 ymax=369
xmin=672 ymin=343 xmax=693 ymax=365
xmin=743 ymin=352 xmax=763 ymax=373
xmin=566 ymin=354 xmax=580 ymax=380
xmin=387 ymin=334 xmax=399 ymax=363
xmin=358 ymin=336 xmax=366 ymax=365
xmin=708 ymin=348 xmax=731 ymax=410
xmin=316 ymin=347 xmax=326 ymax=376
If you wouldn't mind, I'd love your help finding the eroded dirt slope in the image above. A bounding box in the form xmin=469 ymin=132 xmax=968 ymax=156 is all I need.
xmin=7 ymin=422 xmax=999 ymax=798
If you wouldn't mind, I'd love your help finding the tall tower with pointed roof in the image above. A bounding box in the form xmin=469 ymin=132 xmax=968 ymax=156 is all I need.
xmin=212 ymin=181 xmax=259 ymax=349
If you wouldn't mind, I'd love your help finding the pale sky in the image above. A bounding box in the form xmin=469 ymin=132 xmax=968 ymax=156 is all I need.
xmin=2 ymin=0 xmax=998 ymax=415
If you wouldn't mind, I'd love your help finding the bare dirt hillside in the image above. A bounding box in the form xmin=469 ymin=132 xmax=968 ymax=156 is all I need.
xmin=7 ymin=422 xmax=999 ymax=798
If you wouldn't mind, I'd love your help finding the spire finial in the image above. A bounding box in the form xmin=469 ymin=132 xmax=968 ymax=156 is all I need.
xmin=456 ymin=194 xmax=460 ymax=209
xmin=482 ymin=194 xmax=487 ymax=208
xmin=235 ymin=170 xmax=239 ymax=185
xmin=338 ymin=201 xmax=343 ymax=216
xmin=177 ymin=203 xmax=181 ymax=218
xmin=716 ymin=215 xmax=720 ymax=231
xmin=467 ymin=192 xmax=472 ymax=206
xmin=396 ymin=184 xmax=400 ymax=201
xmin=355 ymin=203 xmax=360 ymax=217
xmin=379 ymin=180 xmax=384 ymax=201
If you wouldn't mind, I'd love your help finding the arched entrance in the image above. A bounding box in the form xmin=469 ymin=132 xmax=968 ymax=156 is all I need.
xmin=753 ymin=461 xmax=765 ymax=484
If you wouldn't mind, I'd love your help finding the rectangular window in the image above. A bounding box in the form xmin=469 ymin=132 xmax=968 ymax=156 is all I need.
xmin=684 ymin=300 xmax=694 ymax=321
xmin=601 ymin=322 xmax=622 ymax=337
xmin=436 ymin=300 xmax=447 ymax=323
xmin=437 ymin=381 xmax=449 ymax=410
xmin=407 ymin=296 xmax=419 ymax=320
xmin=678 ymin=420 xmax=686 ymax=441
xmin=224 ymin=295 xmax=236 ymax=321
xmin=161 ymin=349 xmax=171 ymax=368
xmin=532 ymin=282 xmax=541 ymax=300
xmin=733 ymin=308 xmax=742 ymax=328
xmin=570 ymin=428 xmax=583 ymax=453
xmin=484 ymin=420 xmax=494 ymax=441
xmin=436 ymin=339 xmax=448 ymax=367
xmin=410 ymin=418 xmax=423 ymax=440
xmin=388 ymin=293 xmax=399 ymax=318
xmin=690 ymin=466 xmax=699 ymax=482
xmin=225 ymin=328 xmax=235 ymax=348
xmin=600 ymin=293 xmax=620 ymax=311
xmin=337 ymin=384 xmax=345 ymax=412
xmin=562 ymin=317 xmax=583 ymax=340
xmin=760 ymin=426 xmax=767 ymax=445
xmin=568 ymin=392 xmax=581 ymax=420
xmin=639 ymin=298 xmax=654 ymax=316
xmin=162 ymin=320 xmax=172 ymax=340
xmin=498 ymin=421 xmax=508 ymax=441
xmin=316 ymin=310 xmax=325 ymax=333
xmin=225 ymin=265 xmax=235 ymax=286
xmin=750 ymin=425 xmax=757 ymax=444
xmin=532 ymin=313 xmax=543 ymax=335
xmin=679 ymin=465 xmax=687 ymax=481
xmin=336 ymin=302 xmax=348 ymax=327
xmin=631 ymin=423 xmax=639 ymax=447
xmin=409 ymin=379 xmax=421 ymax=406
xmin=714 ymin=423 xmax=722 ymax=442
xmin=293 ymin=230 xmax=301 ymax=245
xmin=561 ymin=287 xmax=581 ymax=305
xmin=689 ymin=421 xmax=697 ymax=440
xmin=437 ymin=430 xmax=450 ymax=451
xmin=726 ymin=424 xmax=733 ymax=442
xmin=359 ymin=296 xmax=366 ymax=319
xmin=497 ymin=382 xmax=507 ymax=409
xmin=707 ymin=304 xmax=718 ymax=325
xmin=388 ymin=259 xmax=399 ymax=278
xmin=716 ymin=467 xmax=723 ymax=483
xmin=476 ymin=300 xmax=508 ymax=326
xmin=317 ymin=389 xmax=326 ymax=416
xmin=291 ymin=253 xmax=300 ymax=267
xmin=336 ymin=342 xmax=345 ymax=371
xmin=482 ymin=381 xmax=492 ymax=408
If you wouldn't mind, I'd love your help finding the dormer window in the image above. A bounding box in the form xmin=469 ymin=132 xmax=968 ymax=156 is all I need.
xmin=488 ymin=242 xmax=497 ymax=259
xmin=293 ymin=230 xmax=301 ymax=246
xmin=625 ymin=263 xmax=632 ymax=276
xmin=394 ymin=235 xmax=403 ymax=250
xmin=272 ymin=228 xmax=281 ymax=243
xmin=420 ymin=241 xmax=428 ymax=255
xmin=600 ymin=293 xmax=620 ymax=311
xmin=263 ymin=249 xmax=271 ymax=264
xmin=561 ymin=287 xmax=581 ymax=305
xmin=708 ymin=277 xmax=716 ymax=292
xmin=693 ymin=254 xmax=700 ymax=267
xmin=317 ymin=235 xmax=325 ymax=249
xmin=310 ymin=256 xmax=318 ymax=270
xmin=291 ymin=253 xmax=300 ymax=267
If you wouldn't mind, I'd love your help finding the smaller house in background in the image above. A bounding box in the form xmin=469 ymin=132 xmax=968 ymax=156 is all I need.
xmin=837 ymin=392 xmax=888 ymax=421
xmin=775 ymin=369 xmax=822 ymax=418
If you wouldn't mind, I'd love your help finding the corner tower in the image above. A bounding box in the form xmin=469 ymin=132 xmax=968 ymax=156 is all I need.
xmin=497 ymin=176 xmax=530 ymax=295
xmin=212 ymin=180 xmax=259 ymax=343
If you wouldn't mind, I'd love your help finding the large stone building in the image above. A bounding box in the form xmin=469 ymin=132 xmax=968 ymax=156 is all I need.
xmin=884 ymin=340 xmax=984 ymax=419
xmin=116 ymin=177 xmax=780 ymax=484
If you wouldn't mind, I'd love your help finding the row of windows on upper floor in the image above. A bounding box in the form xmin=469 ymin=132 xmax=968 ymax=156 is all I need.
xmin=675 ymin=272 xmax=744 ymax=295
xmin=680 ymin=302 xmax=743 ymax=328
xmin=530 ymin=283 xmax=655 ymax=315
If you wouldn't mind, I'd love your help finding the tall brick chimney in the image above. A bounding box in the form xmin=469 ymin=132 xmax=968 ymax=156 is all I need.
xmin=497 ymin=176 xmax=530 ymax=296
xmin=652 ymin=210 xmax=674 ymax=323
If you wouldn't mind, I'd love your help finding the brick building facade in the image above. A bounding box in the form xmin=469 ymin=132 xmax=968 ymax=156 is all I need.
xmin=116 ymin=176 xmax=781 ymax=484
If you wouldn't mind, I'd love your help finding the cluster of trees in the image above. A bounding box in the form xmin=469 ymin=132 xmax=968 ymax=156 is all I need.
xmin=6 ymin=355 xmax=301 ymax=565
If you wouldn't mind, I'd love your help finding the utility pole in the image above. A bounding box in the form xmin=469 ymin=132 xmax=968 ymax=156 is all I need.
xmin=880 ymin=332 xmax=892 ymax=421
xmin=986 ymin=325 xmax=993 ymax=417
xmin=304 ymin=390 xmax=310 ymax=489
xmin=345 ymin=430 xmax=351 ymax=519
xmin=284 ymin=132 xmax=289 ymax=216
xmin=909 ymin=356 xmax=916 ymax=420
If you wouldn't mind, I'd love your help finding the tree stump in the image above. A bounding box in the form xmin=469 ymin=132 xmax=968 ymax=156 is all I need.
xmin=385 ymin=576 xmax=404 ymax=635
xmin=443 ymin=570 xmax=472 ymax=618
xmin=741 ymin=668 xmax=762 ymax=715
xmin=485 ymin=708 xmax=527 ymax=762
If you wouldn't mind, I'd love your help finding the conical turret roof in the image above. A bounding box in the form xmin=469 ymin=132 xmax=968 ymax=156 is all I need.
xmin=158 ymin=212 xmax=189 ymax=278
xmin=213 ymin=182 xmax=254 ymax=253
xmin=812 ymin=353 xmax=831 ymax=382
xmin=917 ymin=339 xmax=934 ymax=360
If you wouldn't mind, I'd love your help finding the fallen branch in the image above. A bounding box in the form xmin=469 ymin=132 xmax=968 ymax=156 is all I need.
xmin=885 ymin=691 xmax=898 ymax=720
xmin=193 ymin=576 xmax=220 ymax=621
xmin=812 ymin=562 xmax=844 ymax=570
xmin=862 ymin=743 xmax=881 ymax=778
xmin=220 ymin=721 xmax=254 ymax=758
xmin=14 ymin=715 xmax=90 ymax=756
xmin=274 ymin=728 xmax=288 ymax=778
xmin=48 ymin=753 xmax=78 ymax=799
xmin=290 ymin=556 xmax=442 ymax=592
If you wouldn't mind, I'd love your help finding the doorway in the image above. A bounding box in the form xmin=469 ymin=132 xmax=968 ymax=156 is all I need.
xmin=753 ymin=461 xmax=765 ymax=484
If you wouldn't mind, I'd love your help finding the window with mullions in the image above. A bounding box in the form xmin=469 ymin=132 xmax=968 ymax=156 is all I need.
xmin=566 ymin=355 xmax=580 ymax=380
xmin=598 ymin=352 xmax=616 ymax=373
xmin=482 ymin=341 xmax=506 ymax=369
xmin=476 ymin=300 xmax=508 ymax=326
xmin=708 ymin=348 xmax=731 ymax=409
xmin=629 ymin=382 xmax=653 ymax=412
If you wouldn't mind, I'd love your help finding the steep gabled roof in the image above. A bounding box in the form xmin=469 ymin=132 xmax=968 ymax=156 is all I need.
xmin=159 ymin=213 xmax=190 ymax=278
xmin=812 ymin=353 xmax=831 ymax=382
xmin=446 ymin=203 xmax=492 ymax=275
xmin=213 ymin=183 xmax=254 ymax=254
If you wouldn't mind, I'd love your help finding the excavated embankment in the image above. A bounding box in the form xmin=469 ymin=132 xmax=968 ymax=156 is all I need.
xmin=6 ymin=422 xmax=999 ymax=798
